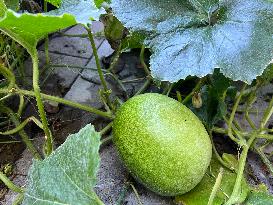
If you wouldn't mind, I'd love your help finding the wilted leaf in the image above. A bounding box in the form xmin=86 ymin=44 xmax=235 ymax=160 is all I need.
xmin=0 ymin=10 xmax=76 ymax=55
xmin=175 ymin=154 xmax=249 ymax=205
xmin=22 ymin=124 xmax=103 ymax=205
xmin=47 ymin=0 xmax=106 ymax=24
xmin=111 ymin=0 xmax=273 ymax=83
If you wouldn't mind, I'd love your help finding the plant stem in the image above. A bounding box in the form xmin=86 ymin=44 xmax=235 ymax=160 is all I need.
xmin=50 ymin=64 xmax=108 ymax=73
xmin=209 ymin=129 xmax=235 ymax=171
xmin=134 ymin=79 xmax=152 ymax=96
xmin=140 ymin=45 xmax=150 ymax=76
xmin=17 ymin=93 xmax=24 ymax=117
xmin=256 ymin=147 xmax=273 ymax=175
xmin=100 ymin=135 xmax=113 ymax=149
xmin=207 ymin=168 xmax=224 ymax=205
xmin=176 ymin=91 xmax=182 ymax=102
xmin=0 ymin=171 xmax=24 ymax=193
xmin=0 ymin=116 xmax=43 ymax=135
xmin=107 ymin=43 xmax=122 ymax=72
xmin=85 ymin=25 xmax=111 ymax=101
xmin=100 ymin=122 xmax=113 ymax=136
xmin=94 ymin=194 xmax=105 ymax=205
xmin=182 ymin=78 xmax=204 ymax=104
xmin=12 ymin=193 xmax=24 ymax=205
xmin=0 ymin=88 xmax=114 ymax=119
xmin=227 ymin=84 xmax=247 ymax=145
xmin=260 ymin=97 xmax=273 ymax=129
xmin=0 ymin=106 xmax=42 ymax=160
xmin=225 ymin=134 xmax=256 ymax=205
xmin=31 ymin=51 xmax=53 ymax=156
xmin=130 ymin=183 xmax=143 ymax=205
xmin=85 ymin=25 xmax=113 ymax=110
xmin=0 ymin=64 xmax=16 ymax=90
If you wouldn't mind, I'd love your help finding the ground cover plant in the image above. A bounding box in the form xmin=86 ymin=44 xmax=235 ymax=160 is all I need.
xmin=0 ymin=0 xmax=273 ymax=204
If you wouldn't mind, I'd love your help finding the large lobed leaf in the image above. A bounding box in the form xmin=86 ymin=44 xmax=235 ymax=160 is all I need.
xmin=47 ymin=0 xmax=106 ymax=24
xmin=22 ymin=124 xmax=103 ymax=205
xmin=0 ymin=10 xmax=76 ymax=55
xmin=111 ymin=0 xmax=273 ymax=83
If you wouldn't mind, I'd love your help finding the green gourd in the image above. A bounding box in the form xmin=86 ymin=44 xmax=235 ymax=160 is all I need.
xmin=113 ymin=93 xmax=212 ymax=196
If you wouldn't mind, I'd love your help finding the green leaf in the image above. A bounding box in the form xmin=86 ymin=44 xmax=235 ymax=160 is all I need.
xmin=47 ymin=0 xmax=106 ymax=24
xmin=101 ymin=13 xmax=144 ymax=50
xmin=257 ymin=63 xmax=273 ymax=84
xmin=175 ymin=154 xmax=249 ymax=205
xmin=111 ymin=0 xmax=273 ymax=83
xmin=245 ymin=190 xmax=273 ymax=205
xmin=190 ymin=69 xmax=230 ymax=128
xmin=45 ymin=0 xmax=61 ymax=8
xmin=0 ymin=0 xmax=7 ymax=18
xmin=4 ymin=0 xmax=18 ymax=11
xmin=22 ymin=124 xmax=103 ymax=205
xmin=0 ymin=10 xmax=76 ymax=55
xmin=94 ymin=0 xmax=110 ymax=8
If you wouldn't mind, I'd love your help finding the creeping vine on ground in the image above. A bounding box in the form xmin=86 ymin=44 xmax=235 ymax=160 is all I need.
xmin=0 ymin=18 xmax=273 ymax=205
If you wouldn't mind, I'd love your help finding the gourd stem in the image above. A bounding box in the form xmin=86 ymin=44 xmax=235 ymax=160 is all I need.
xmin=134 ymin=79 xmax=152 ymax=96
xmin=31 ymin=51 xmax=53 ymax=156
xmin=0 ymin=171 xmax=24 ymax=193
xmin=207 ymin=168 xmax=224 ymax=205
xmin=0 ymin=106 xmax=42 ymax=160
xmin=227 ymin=84 xmax=247 ymax=144
xmin=140 ymin=45 xmax=150 ymax=76
xmin=260 ymin=97 xmax=273 ymax=129
xmin=182 ymin=78 xmax=204 ymax=104
xmin=85 ymin=24 xmax=112 ymax=110
xmin=225 ymin=134 xmax=255 ymax=205
xmin=0 ymin=88 xmax=113 ymax=119
xmin=100 ymin=122 xmax=113 ymax=136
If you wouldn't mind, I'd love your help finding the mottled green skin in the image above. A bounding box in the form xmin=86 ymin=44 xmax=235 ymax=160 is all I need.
xmin=113 ymin=93 xmax=212 ymax=196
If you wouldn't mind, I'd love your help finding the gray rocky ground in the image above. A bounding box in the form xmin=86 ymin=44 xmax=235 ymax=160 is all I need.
xmin=0 ymin=21 xmax=272 ymax=205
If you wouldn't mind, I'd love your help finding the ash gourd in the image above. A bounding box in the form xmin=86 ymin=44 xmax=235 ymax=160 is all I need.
xmin=113 ymin=93 xmax=212 ymax=196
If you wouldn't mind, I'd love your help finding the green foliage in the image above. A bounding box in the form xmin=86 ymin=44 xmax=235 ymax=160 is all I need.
xmin=191 ymin=70 xmax=230 ymax=128
xmin=245 ymin=189 xmax=273 ymax=205
xmin=257 ymin=64 xmax=273 ymax=84
xmin=3 ymin=0 xmax=18 ymax=10
xmin=94 ymin=0 xmax=111 ymax=8
xmin=0 ymin=10 xmax=76 ymax=55
xmin=0 ymin=0 xmax=7 ymax=18
xmin=175 ymin=154 xmax=249 ymax=205
xmin=47 ymin=0 xmax=106 ymax=23
xmin=101 ymin=13 xmax=144 ymax=50
xmin=45 ymin=0 xmax=61 ymax=8
xmin=22 ymin=124 xmax=103 ymax=205
xmin=111 ymin=0 xmax=273 ymax=83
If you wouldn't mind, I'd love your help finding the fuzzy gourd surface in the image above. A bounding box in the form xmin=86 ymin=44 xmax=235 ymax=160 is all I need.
xmin=113 ymin=93 xmax=212 ymax=196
